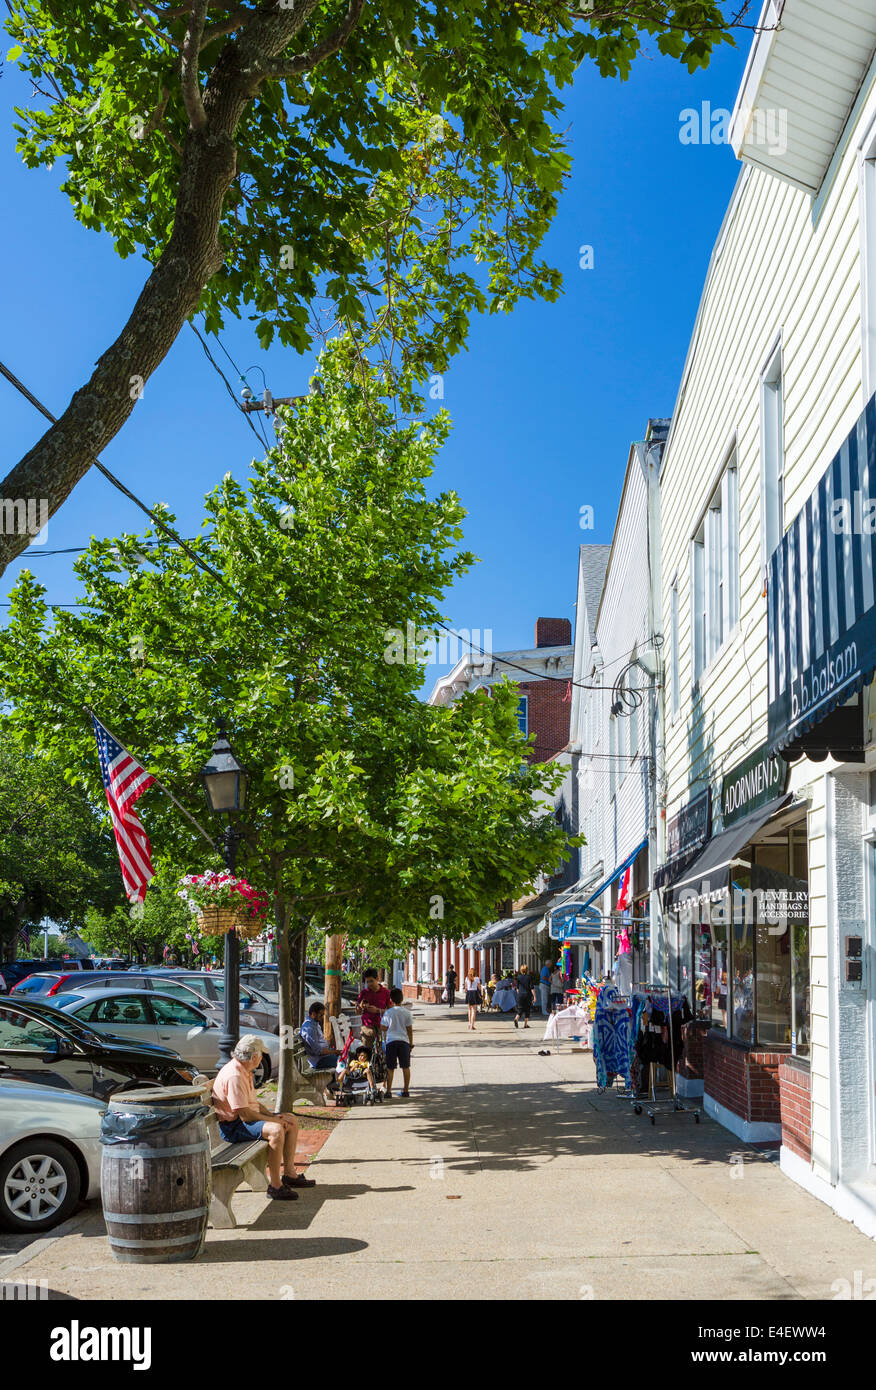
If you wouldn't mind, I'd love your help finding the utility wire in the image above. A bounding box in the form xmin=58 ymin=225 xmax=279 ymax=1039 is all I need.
xmin=432 ymin=621 xmax=662 ymax=694
xmin=189 ymin=322 xmax=271 ymax=452
xmin=0 ymin=356 xmax=241 ymax=603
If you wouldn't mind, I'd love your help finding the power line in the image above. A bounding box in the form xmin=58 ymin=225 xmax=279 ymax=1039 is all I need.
xmin=189 ymin=322 xmax=271 ymax=452
xmin=432 ymin=622 xmax=663 ymax=694
xmin=0 ymin=357 xmax=241 ymax=603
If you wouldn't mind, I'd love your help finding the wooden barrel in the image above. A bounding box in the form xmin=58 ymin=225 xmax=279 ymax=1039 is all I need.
xmin=100 ymin=1085 xmax=211 ymax=1264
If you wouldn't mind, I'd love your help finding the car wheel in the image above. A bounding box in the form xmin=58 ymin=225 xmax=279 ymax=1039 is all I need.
xmin=253 ymin=1053 xmax=271 ymax=1087
xmin=0 ymin=1139 xmax=82 ymax=1233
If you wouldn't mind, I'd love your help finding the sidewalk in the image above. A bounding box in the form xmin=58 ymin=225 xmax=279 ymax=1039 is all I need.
xmin=5 ymin=1007 xmax=876 ymax=1300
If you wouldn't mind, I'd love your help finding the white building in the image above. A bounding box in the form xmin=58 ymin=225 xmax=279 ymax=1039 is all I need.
xmin=656 ymin=0 xmax=876 ymax=1237
xmin=556 ymin=434 xmax=667 ymax=986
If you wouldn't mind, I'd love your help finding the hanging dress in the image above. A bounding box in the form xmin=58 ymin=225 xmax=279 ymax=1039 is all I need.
xmin=592 ymin=983 xmax=632 ymax=1089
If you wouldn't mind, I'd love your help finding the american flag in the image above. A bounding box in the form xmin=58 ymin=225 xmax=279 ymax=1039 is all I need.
xmin=91 ymin=715 xmax=156 ymax=903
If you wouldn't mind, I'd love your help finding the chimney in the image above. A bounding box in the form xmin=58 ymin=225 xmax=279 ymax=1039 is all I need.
xmin=535 ymin=616 xmax=572 ymax=648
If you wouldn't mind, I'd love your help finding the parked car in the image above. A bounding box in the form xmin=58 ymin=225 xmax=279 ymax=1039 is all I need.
xmin=9 ymin=972 xmax=93 ymax=999
xmin=0 ymin=997 xmax=198 ymax=1100
xmin=57 ymin=989 xmax=280 ymax=1083
xmin=133 ymin=970 xmax=280 ymax=1030
xmin=0 ymin=959 xmax=93 ymax=991
xmin=12 ymin=968 xmax=277 ymax=1027
xmin=241 ymin=964 xmax=358 ymax=1006
xmin=0 ymin=1078 xmax=104 ymax=1233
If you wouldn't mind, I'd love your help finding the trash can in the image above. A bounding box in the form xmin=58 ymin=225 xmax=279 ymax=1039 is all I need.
xmin=100 ymin=1085 xmax=211 ymax=1264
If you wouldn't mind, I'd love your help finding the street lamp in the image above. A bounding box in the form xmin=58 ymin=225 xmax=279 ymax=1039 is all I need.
xmin=200 ymin=720 xmax=248 ymax=1068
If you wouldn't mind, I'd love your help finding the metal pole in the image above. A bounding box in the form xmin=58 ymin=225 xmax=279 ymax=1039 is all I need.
xmin=217 ymin=823 xmax=241 ymax=1067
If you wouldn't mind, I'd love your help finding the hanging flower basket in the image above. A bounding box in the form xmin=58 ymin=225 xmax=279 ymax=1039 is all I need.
xmin=195 ymin=904 xmax=242 ymax=937
xmin=178 ymin=871 xmax=269 ymax=942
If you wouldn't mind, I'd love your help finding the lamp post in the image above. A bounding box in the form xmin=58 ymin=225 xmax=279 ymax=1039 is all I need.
xmin=200 ymin=720 xmax=248 ymax=1068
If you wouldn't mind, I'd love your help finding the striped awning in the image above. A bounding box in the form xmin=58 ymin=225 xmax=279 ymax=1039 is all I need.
xmin=767 ymin=392 xmax=876 ymax=753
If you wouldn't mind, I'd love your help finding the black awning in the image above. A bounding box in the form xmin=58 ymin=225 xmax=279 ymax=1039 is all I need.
xmin=766 ymin=391 xmax=876 ymax=755
xmin=664 ymin=795 xmax=792 ymax=909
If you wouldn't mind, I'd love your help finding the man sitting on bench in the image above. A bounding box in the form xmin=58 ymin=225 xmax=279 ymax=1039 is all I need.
xmin=212 ymin=1035 xmax=315 ymax=1201
xmin=299 ymin=1001 xmax=342 ymax=1071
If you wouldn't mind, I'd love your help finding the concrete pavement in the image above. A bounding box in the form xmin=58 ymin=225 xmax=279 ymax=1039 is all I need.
xmin=5 ymin=1005 xmax=876 ymax=1300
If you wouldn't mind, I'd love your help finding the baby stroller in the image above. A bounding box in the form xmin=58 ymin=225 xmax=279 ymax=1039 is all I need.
xmin=328 ymin=1035 xmax=385 ymax=1107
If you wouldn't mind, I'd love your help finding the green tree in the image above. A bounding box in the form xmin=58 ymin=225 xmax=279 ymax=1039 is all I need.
xmin=0 ymin=0 xmax=736 ymax=572
xmin=0 ymin=741 xmax=126 ymax=961
xmin=0 ymin=342 xmax=573 ymax=1102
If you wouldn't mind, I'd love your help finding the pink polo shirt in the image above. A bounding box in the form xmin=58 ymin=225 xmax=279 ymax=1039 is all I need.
xmin=212 ymin=1057 xmax=257 ymax=1122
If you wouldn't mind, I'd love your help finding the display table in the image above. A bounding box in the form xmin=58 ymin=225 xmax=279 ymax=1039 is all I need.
xmin=543 ymin=1003 xmax=591 ymax=1046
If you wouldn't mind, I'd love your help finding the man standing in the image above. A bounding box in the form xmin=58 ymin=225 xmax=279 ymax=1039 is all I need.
xmin=539 ymin=960 xmax=551 ymax=1015
xmin=357 ymin=967 xmax=392 ymax=1041
xmin=445 ymin=961 xmax=458 ymax=1008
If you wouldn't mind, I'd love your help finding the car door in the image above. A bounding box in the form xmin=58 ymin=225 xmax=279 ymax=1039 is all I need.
xmin=0 ymin=1004 xmax=94 ymax=1094
xmin=149 ymin=997 xmax=217 ymax=1069
xmin=75 ymin=994 xmax=159 ymax=1048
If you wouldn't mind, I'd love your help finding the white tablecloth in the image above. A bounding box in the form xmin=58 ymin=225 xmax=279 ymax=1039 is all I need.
xmin=492 ymin=984 xmax=517 ymax=1012
xmin=543 ymin=1004 xmax=591 ymax=1043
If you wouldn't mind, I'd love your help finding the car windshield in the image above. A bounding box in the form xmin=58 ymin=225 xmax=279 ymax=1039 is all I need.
xmin=19 ymin=1004 xmax=104 ymax=1046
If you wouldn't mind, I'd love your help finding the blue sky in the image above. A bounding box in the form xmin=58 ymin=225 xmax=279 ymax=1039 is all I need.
xmin=0 ymin=30 xmax=751 ymax=695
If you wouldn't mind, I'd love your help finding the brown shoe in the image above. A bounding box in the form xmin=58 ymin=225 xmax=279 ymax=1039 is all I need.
xmin=284 ymin=1172 xmax=315 ymax=1188
xmin=267 ymin=1184 xmax=299 ymax=1201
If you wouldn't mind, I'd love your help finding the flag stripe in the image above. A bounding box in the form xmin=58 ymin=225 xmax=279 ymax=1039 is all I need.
xmin=91 ymin=715 xmax=156 ymax=903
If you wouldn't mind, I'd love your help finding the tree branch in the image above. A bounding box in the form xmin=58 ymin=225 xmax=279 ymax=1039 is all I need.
xmin=200 ymin=5 xmax=258 ymax=50
xmin=257 ymin=0 xmax=365 ymax=81
xmin=180 ymin=0 xmax=210 ymax=129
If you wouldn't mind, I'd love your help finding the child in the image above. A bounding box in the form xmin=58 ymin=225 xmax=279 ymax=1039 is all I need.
xmin=335 ymin=1044 xmax=375 ymax=1094
xmin=380 ymin=986 xmax=414 ymax=1098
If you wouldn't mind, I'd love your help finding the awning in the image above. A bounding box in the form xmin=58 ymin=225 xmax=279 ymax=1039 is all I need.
xmin=664 ymin=795 xmax=791 ymax=909
xmin=576 ymin=838 xmax=648 ymax=916
xmin=766 ymin=391 xmax=876 ymax=755
xmin=465 ymin=913 xmax=542 ymax=948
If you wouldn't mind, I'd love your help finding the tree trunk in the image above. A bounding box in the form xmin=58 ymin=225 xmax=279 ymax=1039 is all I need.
xmin=324 ymin=932 xmax=343 ymax=1031
xmin=275 ymin=897 xmax=295 ymax=1112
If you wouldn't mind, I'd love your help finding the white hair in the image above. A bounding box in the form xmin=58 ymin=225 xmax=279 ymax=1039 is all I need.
xmin=232 ymin=1034 xmax=264 ymax=1062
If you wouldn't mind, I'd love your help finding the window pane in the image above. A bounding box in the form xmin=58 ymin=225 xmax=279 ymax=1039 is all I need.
xmin=93 ymin=995 xmax=150 ymax=1024
xmin=151 ymin=997 xmax=203 ymax=1025
xmin=731 ymin=866 xmax=755 ymax=1043
xmin=0 ymin=1007 xmax=59 ymax=1050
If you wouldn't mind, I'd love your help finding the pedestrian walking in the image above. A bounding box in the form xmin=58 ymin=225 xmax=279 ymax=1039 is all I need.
xmin=538 ymin=960 xmax=551 ymax=1015
xmin=549 ymin=964 xmax=565 ymax=1012
xmin=514 ymin=965 xmax=535 ymax=1029
xmin=381 ymin=987 xmax=414 ymax=1098
xmin=464 ymin=967 xmax=482 ymax=1030
xmin=445 ymin=962 xmax=458 ymax=1008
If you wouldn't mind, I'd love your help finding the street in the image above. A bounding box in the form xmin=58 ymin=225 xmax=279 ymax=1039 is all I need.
xmin=6 ymin=1004 xmax=876 ymax=1302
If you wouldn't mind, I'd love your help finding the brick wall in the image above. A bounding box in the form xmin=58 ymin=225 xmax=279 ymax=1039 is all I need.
xmin=535 ymin=617 xmax=572 ymax=648
xmin=779 ymin=1057 xmax=812 ymax=1161
xmin=677 ymin=1019 xmax=709 ymax=1080
xmin=519 ymin=677 xmax=571 ymax=763
xmin=704 ymin=1031 xmax=782 ymax=1125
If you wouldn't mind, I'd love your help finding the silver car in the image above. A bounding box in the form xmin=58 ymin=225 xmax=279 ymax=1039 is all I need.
xmin=57 ymin=989 xmax=280 ymax=1083
xmin=0 ymin=1078 xmax=103 ymax=1233
xmin=34 ymin=970 xmax=280 ymax=1034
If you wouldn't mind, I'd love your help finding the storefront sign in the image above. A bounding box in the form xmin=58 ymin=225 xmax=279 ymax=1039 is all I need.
xmin=767 ymin=393 xmax=876 ymax=752
xmin=665 ymin=789 xmax=711 ymax=863
xmin=720 ymin=744 xmax=788 ymax=827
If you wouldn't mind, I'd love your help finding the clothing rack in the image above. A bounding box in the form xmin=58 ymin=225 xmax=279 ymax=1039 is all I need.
xmin=630 ymin=980 xmax=700 ymax=1124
